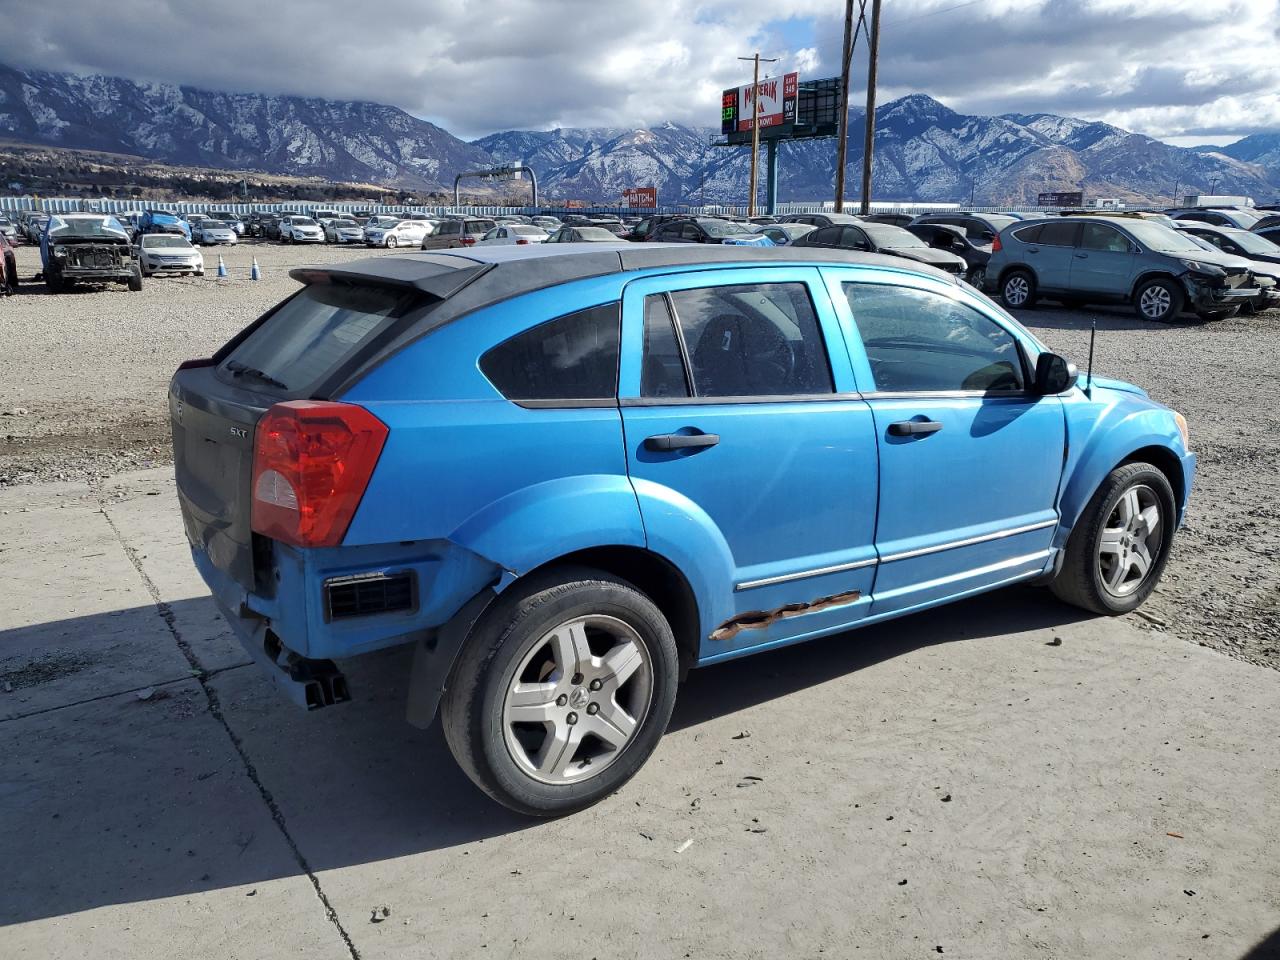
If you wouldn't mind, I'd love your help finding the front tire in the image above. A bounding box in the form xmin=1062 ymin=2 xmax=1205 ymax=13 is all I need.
xmin=1134 ymin=277 xmax=1183 ymax=323
xmin=386 ymin=235 xmax=398 ymax=248
xmin=1049 ymin=462 xmax=1177 ymax=615
xmin=127 ymin=266 xmax=143 ymax=291
xmin=442 ymin=566 xmax=679 ymax=817
xmin=1001 ymin=269 xmax=1037 ymax=309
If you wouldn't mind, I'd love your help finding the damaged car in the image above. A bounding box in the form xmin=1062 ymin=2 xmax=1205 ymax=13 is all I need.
xmin=40 ymin=214 xmax=142 ymax=293
xmin=171 ymin=245 xmax=1194 ymax=816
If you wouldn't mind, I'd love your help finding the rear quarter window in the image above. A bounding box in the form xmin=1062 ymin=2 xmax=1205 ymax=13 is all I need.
xmin=480 ymin=303 xmax=621 ymax=403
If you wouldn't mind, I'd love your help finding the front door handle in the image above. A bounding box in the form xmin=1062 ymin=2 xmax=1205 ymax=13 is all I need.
xmin=1075 ymin=252 xmax=1089 ymax=259
xmin=887 ymin=419 xmax=943 ymax=437
xmin=644 ymin=432 xmax=720 ymax=451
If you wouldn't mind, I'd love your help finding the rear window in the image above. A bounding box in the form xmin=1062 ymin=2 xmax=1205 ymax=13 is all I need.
xmin=480 ymin=303 xmax=620 ymax=403
xmin=1011 ymin=224 xmax=1044 ymax=244
xmin=219 ymin=283 xmax=421 ymax=395
xmin=466 ymin=220 xmax=497 ymax=235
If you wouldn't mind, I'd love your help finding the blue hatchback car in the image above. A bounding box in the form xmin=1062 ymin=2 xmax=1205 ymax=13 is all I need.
xmin=171 ymin=245 xmax=1194 ymax=815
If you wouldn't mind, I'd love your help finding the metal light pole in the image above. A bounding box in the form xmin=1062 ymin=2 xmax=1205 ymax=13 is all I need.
xmin=859 ymin=0 xmax=883 ymax=215
xmin=739 ymin=53 xmax=777 ymax=217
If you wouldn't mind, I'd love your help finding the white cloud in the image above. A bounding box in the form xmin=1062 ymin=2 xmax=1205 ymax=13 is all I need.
xmin=0 ymin=0 xmax=1276 ymax=139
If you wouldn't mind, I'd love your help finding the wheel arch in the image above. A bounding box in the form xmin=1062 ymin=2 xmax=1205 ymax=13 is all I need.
xmin=996 ymin=262 xmax=1037 ymax=291
xmin=523 ymin=545 xmax=701 ymax=679
xmin=1129 ymin=270 xmax=1183 ymax=302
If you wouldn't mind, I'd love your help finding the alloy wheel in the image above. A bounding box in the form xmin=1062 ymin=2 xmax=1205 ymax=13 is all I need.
xmin=1139 ymin=285 xmax=1172 ymax=320
xmin=1004 ymin=275 xmax=1029 ymax=306
xmin=501 ymin=614 xmax=653 ymax=785
xmin=1097 ymin=484 xmax=1163 ymax=597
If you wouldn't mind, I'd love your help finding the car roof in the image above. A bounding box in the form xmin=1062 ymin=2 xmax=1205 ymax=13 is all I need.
xmin=299 ymin=244 xmax=950 ymax=395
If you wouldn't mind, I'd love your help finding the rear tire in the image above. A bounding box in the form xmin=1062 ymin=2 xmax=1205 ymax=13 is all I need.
xmin=442 ymin=566 xmax=679 ymax=817
xmin=1049 ymin=462 xmax=1176 ymax=615
xmin=1001 ymin=269 xmax=1037 ymax=309
xmin=1134 ymin=277 xmax=1183 ymax=323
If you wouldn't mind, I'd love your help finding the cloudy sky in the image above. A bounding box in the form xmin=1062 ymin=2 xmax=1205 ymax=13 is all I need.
xmin=2 ymin=0 xmax=1276 ymax=145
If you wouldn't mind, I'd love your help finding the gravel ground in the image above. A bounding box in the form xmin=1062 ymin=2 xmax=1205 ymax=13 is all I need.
xmin=2 ymin=240 xmax=1276 ymax=671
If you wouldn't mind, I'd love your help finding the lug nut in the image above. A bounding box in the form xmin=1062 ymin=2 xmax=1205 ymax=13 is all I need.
xmin=586 ymin=703 xmax=599 ymax=715
xmin=556 ymin=694 xmax=568 ymax=707
xmin=566 ymin=712 xmax=578 ymax=725
xmin=571 ymin=672 xmax=584 ymax=685
xmin=588 ymin=678 xmax=602 ymax=691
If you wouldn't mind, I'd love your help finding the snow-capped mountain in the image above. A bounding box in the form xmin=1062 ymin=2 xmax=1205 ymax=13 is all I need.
xmin=0 ymin=62 xmax=489 ymax=190
xmin=1 ymin=61 xmax=1276 ymax=205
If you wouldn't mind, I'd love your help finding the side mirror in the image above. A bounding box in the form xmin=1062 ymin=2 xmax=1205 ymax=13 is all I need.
xmin=1034 ymin=352 xmax=1078 ymax=394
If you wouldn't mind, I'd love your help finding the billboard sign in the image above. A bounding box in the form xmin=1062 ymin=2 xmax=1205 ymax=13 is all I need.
xmin=722 ymin=72 xmax=798 ymax=135
xmin=623 ymin=186 xmax=657 ymax=207
xmin=1037 ymin=191 xmax=1084 ymax=206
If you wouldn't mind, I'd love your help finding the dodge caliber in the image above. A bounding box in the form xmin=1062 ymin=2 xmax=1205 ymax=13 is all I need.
xmin=170 ymin=245 xmax=1195 ymax=815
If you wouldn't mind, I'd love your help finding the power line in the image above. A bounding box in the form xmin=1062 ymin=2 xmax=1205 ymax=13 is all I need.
xmin=883 ymin=0 xmax=983 ymax=28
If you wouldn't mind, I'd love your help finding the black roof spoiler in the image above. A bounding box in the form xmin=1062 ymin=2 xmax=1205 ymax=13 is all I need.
xmin=288 ymin=255 xmax=493 ymax=300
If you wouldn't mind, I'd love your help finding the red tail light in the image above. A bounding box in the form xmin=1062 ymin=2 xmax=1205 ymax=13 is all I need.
xmin=460 ymin=235 xmax=477 ymax=246
xmin=991 ymin=233 xmax=1002 ymax=253
xmin=516 ymin=238 xmax=530 ymax=245
xmin=251 ymin=401 xmax=388 ymax=548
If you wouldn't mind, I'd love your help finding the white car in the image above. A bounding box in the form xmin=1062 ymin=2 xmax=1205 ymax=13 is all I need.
xmin=193 ymin=220 xmax=238 ymax=245
xmin=279 ymin=216 xmax=324 ymax=243
xmin=324 ymin=218 xmax=366 ymax=244
xmin=136 ymin=234 xmax=204 ymax=276
xmin=365 ymin=219 xmax=433 ymax=248
xmin=206 ymin=212 xmax=246 ymax=236
xmin=477 ymin=224 xmax=549 ymax=246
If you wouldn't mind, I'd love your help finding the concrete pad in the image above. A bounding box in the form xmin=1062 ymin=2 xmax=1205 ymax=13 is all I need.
xmin=98 ymin=468 xmax=249 ymax=674
xmin=0 ymin=679 xmax=350 ymax=960
xmin=0 ymin=482 xmax=193 ymax=719
xmin=209 ymin=591 xmax=1280 ymax=960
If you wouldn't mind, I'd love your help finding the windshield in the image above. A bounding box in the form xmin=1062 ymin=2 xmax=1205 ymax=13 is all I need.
xmin=1123 ymin=221 xmax=1207 ymax=253
xmin=700 ymin=219 xmax=751 ymax=237
xmin=142 ymin=235 xmax=193 ymax=249
xmin=1222 ymin=229 xmax=1280 ymax=254
xmin=1226 ymin=210 xmax=1261 ymax=228
xmin=334 ymin=219 xmax=359 ymax=228
xmin=863 ymin=224 xmax=928 ymax=248
xmin=203 ymin=220 xmax=228 ymax=229
xmin=291 ymin=217 xmax=316 ymax=226
xmin=47 ymin=216 xmax=128 ymax=240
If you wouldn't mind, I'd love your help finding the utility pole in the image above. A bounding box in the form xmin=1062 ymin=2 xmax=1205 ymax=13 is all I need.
xmin=1208 ymin=174 xmax=1221 ymax=195
xmin=834 ymin=0 xmax=858 ymax=211
xmin=739 ymin=53 xmax=777 ymax=217
xmin=859 ymin=0 xmax=883 ymax=215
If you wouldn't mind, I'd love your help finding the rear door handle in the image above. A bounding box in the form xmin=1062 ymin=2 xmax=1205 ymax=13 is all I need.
xmin=644 ymin=432 xmax=720 ymax=451
xmin=887 ymin=420 xmax=942 ymax=437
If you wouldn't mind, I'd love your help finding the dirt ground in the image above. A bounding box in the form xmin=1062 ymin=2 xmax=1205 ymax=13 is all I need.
xmin=1 ymin=238 xmax=1277 ymax=680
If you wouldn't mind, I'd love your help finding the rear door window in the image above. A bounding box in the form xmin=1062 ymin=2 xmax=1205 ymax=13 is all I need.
xmin=480 ymin=303 xmax=620 ymax=403
xmin=218 ymin=283 xmax=421 ymax=395
xmin=1037 ymin=222 xmax=1081 ymax=247
xmin=660 ymin=283 xmax=834 ymax=397
xmin=1080 ymin=223 xmax=1133 ymax=252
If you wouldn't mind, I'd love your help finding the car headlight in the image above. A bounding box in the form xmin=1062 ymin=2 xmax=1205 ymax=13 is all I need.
xmin=1173 ymin=411 xmax=1189 ymax=448
xmin=1179 ymin=259 xmax=1226 ymax=278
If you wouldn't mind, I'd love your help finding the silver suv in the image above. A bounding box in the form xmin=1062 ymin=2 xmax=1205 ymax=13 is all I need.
xmin=984 ymin=215 xmax=1264 ymax=322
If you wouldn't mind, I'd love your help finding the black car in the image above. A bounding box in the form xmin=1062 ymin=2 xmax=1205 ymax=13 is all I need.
xmin=648 ymin=217 xmax=755 ymax=243
xmin=792 ymin=221 xmax=967 ymax=276
xmin=1169 ymin=207 xmax=1264 ymax=230
xmin=863 ymin=213 xmax=915 ymax=227
xmin=545 ymin=225 xmax=622 ymax=243
xmin=906 ymin=222 xmax=992 ymax=286
xmin=780 ymin=212 xmax=864 ymax=228
xmin=1175 ymin=222 xmax=1280 ymax=265
xmin=909 ymin=212 xmax=1019 ymax=245
xmin=624 ymin=214 xmax=691 ymax=242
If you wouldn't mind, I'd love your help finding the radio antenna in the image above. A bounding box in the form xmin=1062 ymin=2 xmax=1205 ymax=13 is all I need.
xmin=1085 ymin=321 xmax=1097 ymax=396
